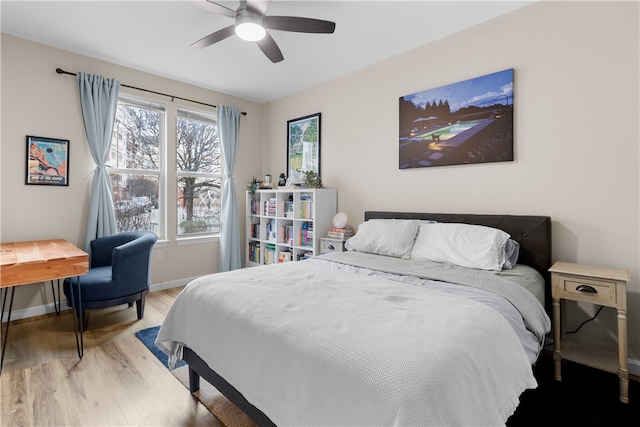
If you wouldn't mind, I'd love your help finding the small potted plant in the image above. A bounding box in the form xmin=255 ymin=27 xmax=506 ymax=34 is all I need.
xmin=303 ymin=171 xmax=322 ymax=188
xmin=246 ymin=176 xmax=260 ymax=200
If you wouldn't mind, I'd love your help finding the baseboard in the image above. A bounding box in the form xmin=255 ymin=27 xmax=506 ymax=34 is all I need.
xmin=1 ymin=277 xmax=196 ymax=324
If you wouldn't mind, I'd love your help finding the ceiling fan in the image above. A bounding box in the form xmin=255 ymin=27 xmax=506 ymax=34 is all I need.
xmin=192 ymin=0 xmax=336 ymax=63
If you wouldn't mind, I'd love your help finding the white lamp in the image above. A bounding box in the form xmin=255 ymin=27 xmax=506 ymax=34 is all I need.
xmin=235 ymin=15 xmax=266 ymax=41
xmin=332 ymin=212 xmax=348 ymax=229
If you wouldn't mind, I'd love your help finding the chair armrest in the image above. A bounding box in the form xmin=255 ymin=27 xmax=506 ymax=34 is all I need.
xmin=90 ymin=233 xmax=145 ymax=268
xmin=111 ymin=233 xmax=157 ymax=293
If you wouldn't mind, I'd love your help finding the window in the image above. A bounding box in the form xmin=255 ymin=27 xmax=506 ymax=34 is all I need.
xmin=176 ymin=108 xmax=222 ymax=236
xmin=109 ymin=96 xmax=164 ymax=237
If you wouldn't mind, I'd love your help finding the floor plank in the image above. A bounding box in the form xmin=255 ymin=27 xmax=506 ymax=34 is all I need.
xmin=1 ymin=287 xmax=222 ymax=427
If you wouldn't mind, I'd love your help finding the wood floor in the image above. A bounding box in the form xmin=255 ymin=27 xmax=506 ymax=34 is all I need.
xmin=1 ymin=287 xmax=223 ymax=427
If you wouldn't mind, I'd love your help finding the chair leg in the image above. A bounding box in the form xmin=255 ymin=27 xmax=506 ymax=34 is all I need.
xmin=135 ymin=294 xmax=146 ymax=320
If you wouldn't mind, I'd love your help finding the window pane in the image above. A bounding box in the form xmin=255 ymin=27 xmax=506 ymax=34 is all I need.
xmin=176 ymin=113 xmax=220 ymax=174
xmin=177 ymin=177 xmax=221 ymax=235
xmin=110 ymin=104 xmax=160 ymax=170
xmin=111 ymin=173 xmax=159 ymax=234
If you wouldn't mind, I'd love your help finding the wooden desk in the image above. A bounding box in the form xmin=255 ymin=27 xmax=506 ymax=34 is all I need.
xmin=1 ymin=239 xmax=88 ymax=371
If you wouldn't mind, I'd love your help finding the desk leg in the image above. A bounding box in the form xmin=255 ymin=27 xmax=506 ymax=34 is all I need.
xmin=51 ymin=279 xmax=61 ymax=315
xmin=1 ymin=287 xmax=16 ymax=373
xmin=69 ymin=276 xmax=84 ymax=359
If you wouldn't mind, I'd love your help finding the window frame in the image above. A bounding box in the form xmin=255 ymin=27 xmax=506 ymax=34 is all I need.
xmin=175 ymin=106 xmax=223 ymax=239
xmin=109 ymin=94 xmax=166 ymax=239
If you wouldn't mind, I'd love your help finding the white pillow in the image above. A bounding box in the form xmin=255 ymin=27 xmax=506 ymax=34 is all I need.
xmin=345 ymin=219 xmax=419 ymax=259
xmin=410 ymin=223 xmax=510 ymax=271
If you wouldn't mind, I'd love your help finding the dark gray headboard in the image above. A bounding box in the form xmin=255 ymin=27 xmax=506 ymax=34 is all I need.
xmin=364 ymin=212 xmax=552 ymax=307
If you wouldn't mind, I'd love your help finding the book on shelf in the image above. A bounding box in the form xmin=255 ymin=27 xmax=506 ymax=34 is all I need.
xmin=281 ymin=225 xmax=294 ymax=246
xmin=250 ymin=199 xmax=260 ymax=216
xmin=284 ymin=201 xmax=294 ymax=218
xmin=248 ymin=241 xmax=260 ymax=263
xmin=300 ymin=222 xmax=314 ymax=247
xmin=264 ymin=198 xmax=277 ymax=216
xmin=264 ymin=243 xmax=276 ymax=265
xmin=299 ymin=195 xmax=313 ymax=219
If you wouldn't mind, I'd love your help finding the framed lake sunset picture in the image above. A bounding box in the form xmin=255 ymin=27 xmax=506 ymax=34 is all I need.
xmin=399 ymin=68 xmax=514 ymax=169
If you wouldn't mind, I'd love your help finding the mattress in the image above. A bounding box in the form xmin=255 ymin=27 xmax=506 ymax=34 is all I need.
xmin=156 ymin=252 xmax=550 ymax=426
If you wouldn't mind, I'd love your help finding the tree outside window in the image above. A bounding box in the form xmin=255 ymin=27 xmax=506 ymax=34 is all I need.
xmin=176 ymin=109 xmax=222 ymax=236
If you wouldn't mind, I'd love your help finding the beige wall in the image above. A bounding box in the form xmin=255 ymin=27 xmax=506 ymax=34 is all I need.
xmin=264 ymin=1 xmax=640 ymax=364
xmin=0 ymin=34 xmax=263 ymax=314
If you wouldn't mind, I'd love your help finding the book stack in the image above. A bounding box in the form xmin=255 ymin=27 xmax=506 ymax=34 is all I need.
xmin=264 ymin=243 xmax=276 ymax=265
xmin=264 ymin=198 xmax=276 ymax=216
xmin=299 ymin=195 xmax=313 ymax=219
xmin=250 ymin=222 xmax=259 ymax=239
xmin=250 ymin=199 xmax=260 ymax=216
xmin=248 ymin=241 xmax=260 ymax=263
xmin=284 ymin=201 xmax=294 ymax=218
xmin=300 ymin=222 xmax=314 ymax=247
xmin=282 ymin=225 xmax=294 ymax=246
xmin=326 ymin=227 xmax=354 ymax=240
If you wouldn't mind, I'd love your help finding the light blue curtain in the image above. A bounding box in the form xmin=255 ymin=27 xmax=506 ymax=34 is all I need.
xmin=77 ymin=72 xmax=121 ymax=252
xmin=218 ymin=105 xmax=242 ymax=271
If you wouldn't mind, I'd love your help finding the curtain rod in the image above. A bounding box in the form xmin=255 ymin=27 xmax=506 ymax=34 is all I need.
xmin=55 ymin=68 xmax=247 ymax=116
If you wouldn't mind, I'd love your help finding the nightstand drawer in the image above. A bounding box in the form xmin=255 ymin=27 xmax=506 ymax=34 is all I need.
xmin=320 ymin=238 xmax=345 ymax=254
xmin=559 ymin=276 xmax=616 ymax=305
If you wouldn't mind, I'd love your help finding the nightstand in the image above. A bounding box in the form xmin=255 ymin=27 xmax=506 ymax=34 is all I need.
xmin=549 ymin=261 xmax=630 ymax=403
xmin=320 ymin=237 xmax=345 ymax=254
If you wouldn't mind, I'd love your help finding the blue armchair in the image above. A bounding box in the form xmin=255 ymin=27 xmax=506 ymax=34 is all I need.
xmin=63 ymin=231 xmax=157 ymax=336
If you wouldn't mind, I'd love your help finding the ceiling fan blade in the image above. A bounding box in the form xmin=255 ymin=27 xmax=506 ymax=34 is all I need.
xmin=202 ymin=0 xmax=237 ymax=18
xmin=246 ymin=0 xmax=271 ymax=16
xmin=256 ymin=32 xmax=284 ymax=63
xmin=192 ymin=24 xmax=236 ymax=48
xmin=264 ymin=16 xmax=336 ymax=34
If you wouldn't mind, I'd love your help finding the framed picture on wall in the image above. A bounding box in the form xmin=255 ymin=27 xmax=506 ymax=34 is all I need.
xmin=398 ymin=68 xmax=514 ymax=169
xmin=25 ymin=135 xmax=70 ymax=186
xmin=287 ymin=113 xmax=321 ymax=184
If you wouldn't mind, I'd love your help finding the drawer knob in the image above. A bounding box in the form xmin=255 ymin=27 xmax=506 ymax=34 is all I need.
xmin=328 ymin=245 xmax=335 ymax=250
xmin=576 ymin=284 xmax=597 ymax=294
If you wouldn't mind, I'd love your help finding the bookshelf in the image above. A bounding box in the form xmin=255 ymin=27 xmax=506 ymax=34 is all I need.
xmin=245 ymin=188 xmax=337 ymax=267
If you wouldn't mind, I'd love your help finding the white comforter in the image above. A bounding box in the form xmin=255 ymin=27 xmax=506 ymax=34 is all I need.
xmin=156 ymin=256 xmax=546 ymax=426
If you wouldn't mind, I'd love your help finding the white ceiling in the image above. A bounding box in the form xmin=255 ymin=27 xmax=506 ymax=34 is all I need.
xmin=1 ymin=0 xmax=534 ymax=103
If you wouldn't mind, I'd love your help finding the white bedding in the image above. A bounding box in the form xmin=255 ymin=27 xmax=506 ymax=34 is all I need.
xmin=156 ymin=254 xmax=550 ymax=426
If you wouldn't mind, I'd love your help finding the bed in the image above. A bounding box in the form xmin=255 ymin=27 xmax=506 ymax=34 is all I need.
xmin=156 ymin=211 xmax=552 ymax=426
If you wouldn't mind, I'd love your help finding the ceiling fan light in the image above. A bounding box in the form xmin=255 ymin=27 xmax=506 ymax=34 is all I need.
xmin=235 ymin=19 xmax=266 ymax=41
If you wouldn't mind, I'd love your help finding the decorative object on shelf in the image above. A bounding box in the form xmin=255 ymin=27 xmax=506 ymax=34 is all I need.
xmin=333 ymin=212 xmax=348 ymax=228
xmin=246 ymin=176 xmax=260 ymax=199
xmin=287 ymin=113 xmax=321 ymax=185
xmin=399 ymin=68 xmax=513 ymax=169
xmin=278 ymin=173 xmax=286 ymax=186
xmin=303 ymin=171 xmax=322 ymax=188
xmin=260 ymin=173 xmax=273 ymax=189
xmin=25 ymin=135 xmax=70 ymax=186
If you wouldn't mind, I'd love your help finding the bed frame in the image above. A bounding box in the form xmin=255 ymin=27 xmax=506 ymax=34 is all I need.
xmin=183 ymin=212 xmax=552 ymax=426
